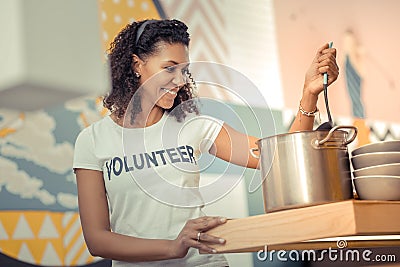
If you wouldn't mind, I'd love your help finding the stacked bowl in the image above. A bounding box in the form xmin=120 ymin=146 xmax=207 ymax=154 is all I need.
xmin=351 ymin=140 xmax=400 ymax=200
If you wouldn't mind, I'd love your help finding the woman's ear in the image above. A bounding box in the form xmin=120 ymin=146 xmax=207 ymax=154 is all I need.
xmin=132 ymin=54 xmax=143 ymax=75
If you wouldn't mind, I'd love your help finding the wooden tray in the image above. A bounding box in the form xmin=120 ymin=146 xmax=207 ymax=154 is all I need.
xmin=205 ymin=200 xmax=400 ymax=253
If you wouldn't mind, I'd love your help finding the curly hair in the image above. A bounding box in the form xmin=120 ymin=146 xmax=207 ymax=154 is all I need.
xmin=103 ymin=19 xmax=199 ymax=123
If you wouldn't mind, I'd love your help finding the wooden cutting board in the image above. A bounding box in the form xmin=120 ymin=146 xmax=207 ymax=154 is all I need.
xmin=204 ymin=200 xmax=400 ymax=253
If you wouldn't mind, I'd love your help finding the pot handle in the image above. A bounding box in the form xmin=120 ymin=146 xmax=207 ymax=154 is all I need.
xmin=318 ymin=125 xmax=358 ymax=146
xmin=249 ymin=148 xmax=260 ymax=159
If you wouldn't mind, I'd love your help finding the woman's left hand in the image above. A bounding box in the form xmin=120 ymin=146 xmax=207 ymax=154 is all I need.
xmin=303 ymin=43 xmax=339 ymax=97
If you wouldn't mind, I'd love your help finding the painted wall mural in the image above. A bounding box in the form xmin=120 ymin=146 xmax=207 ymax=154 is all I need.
xmin=0 ymin=100 xmax=103 ymax=266
xmin=0 ymin=0 xmax=162 ymax=266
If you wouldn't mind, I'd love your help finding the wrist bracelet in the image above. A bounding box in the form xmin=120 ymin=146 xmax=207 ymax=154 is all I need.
xmin=299 ymin=103 xmax=319 ymax=117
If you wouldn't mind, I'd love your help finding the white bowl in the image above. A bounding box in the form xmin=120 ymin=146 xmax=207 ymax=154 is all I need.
xmin=353 ymin=163 xmax=400 ymax=178
xmin=351 ymin=152 xmax=400 ymax=170
xmin=353 ymin=176 xmax=400 ymax=200
xmin=351 ymin=140 xmax=400 ymax=156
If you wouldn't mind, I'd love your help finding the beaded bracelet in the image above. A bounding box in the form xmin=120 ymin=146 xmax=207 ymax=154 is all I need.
xmin=299 ymin=103 xmax=319 ymax=117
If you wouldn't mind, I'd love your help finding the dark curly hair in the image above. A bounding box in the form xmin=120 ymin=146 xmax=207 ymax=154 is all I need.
xmin=103 ymin=19 xmax=199 ymax=123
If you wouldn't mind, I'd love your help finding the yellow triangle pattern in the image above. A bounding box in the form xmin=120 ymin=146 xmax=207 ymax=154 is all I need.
xmin=23 ymin=212 xmax=46 ymax=238
xmin=0 ymin=211 xmax=21 ymax=239
xmin=0 ymin=239 xmax=22 ymax=258
xmin=18 ymin=242 xmax=35 ymax=263
xmin=0 ymin=211 xmax=94 ymax=266
xmin=41 ymin=241 xmax=62 ymax=266
xmin=0 ymin=220 xmax=9 ymax=240
xmin=13 ymin=214 xmax=34 ymax=240
xmin=99 ymin=0 xmax=161 ymax=52
xmin=38 ymin=215 xmax=60 ymax=239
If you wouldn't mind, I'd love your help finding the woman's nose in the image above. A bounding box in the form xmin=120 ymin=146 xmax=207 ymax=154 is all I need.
xmin=172 ymin=72 xmax=187 ymax=86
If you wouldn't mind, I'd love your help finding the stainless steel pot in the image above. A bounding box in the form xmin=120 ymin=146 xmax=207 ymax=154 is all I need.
xmin=250 ymin=126 xmax=358 ymax=213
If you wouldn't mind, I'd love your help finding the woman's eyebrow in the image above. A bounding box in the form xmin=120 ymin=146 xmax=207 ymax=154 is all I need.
xmin=163 ymin=60 xmax=190 ymax=68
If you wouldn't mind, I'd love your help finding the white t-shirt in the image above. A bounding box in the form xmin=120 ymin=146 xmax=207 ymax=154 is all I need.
xmin=73 ymin=111 xmax=229 ymax=267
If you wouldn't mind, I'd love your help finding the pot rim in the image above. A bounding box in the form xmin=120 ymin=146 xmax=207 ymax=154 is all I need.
xmin=256 ymin=129 xmax=347 ymax=144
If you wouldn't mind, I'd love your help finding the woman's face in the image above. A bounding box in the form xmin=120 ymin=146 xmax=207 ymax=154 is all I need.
xmin=136 ymin=42 xmax=190 ymax=110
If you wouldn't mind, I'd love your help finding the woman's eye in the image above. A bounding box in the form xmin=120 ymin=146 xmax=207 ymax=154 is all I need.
xmin=165 ymin=66 xmax=176 ymax=73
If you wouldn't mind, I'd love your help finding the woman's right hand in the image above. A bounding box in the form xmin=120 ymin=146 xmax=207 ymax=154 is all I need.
xmin=169 ymin=216 xmax=227 ymax=258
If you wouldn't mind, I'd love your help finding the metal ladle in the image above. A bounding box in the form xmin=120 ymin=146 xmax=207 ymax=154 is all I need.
xmin=316 ymin=42 xmax=334 ymax=130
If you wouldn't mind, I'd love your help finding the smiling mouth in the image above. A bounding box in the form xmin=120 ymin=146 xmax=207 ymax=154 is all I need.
xmin=162 ymin=88 xmax=178 ymax=95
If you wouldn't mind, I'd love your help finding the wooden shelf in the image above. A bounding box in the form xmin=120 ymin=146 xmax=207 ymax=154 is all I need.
xmin=205 ymin=200 xmax=400 ymax=253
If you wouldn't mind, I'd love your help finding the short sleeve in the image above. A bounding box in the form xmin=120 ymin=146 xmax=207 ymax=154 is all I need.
xmin=185 ymin=115 xmax=223 ymax=153
xmin=73 ymin=127 xmax=103 ymax=171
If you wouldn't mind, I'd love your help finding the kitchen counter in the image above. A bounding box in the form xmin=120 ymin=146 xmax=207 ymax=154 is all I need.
xmin=205 ymin=200 xmax=400 ymax=253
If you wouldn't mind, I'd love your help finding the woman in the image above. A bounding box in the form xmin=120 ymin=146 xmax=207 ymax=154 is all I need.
xmin=73 ymin=19 xmax=338 ymax=266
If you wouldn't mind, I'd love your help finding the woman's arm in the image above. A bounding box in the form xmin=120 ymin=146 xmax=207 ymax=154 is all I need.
xmin=75 ymin=168 xmax=226 ymax=262
xmin=290 ymin=43 xmax=339 ymax=132
xmin=76 ymin=168 xmax=173 ymax=261
xmin=211 ymin=43 xmax=338 ymax=168
xmin=210 ymin=123 xmax=259 ymax=169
